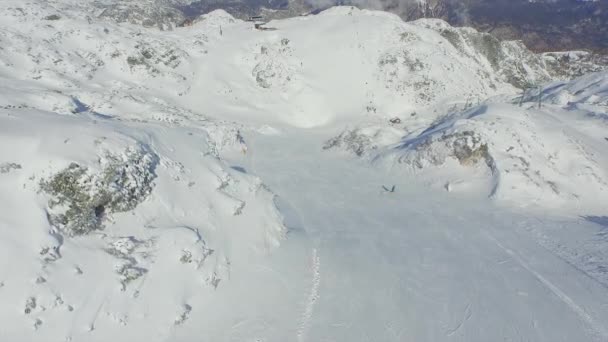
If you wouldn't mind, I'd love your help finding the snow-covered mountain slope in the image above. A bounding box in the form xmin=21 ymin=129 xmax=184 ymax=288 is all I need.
xmin=2 ymin=2 xmax=608 ymax=342
xmin=242 ymin=127 xmax=608 ymax=342
xmin=327 ymin=71 xmax=608 ymax=214
xmin=0 ymin=108 xmax=289 ymax=340
xmin=0 ymin=2 xmax=574 ymax=129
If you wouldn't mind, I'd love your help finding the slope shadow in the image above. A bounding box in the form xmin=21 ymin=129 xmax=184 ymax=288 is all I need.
xmin=583 ymin=216 xmax=608 ymax=241
xmin=584 ymin=216 xmax=608 ymax=227
xmin=71 ymin=97 xmax=114 ymax=119
xmin=230 ymin=166 xmax=247 ymax=173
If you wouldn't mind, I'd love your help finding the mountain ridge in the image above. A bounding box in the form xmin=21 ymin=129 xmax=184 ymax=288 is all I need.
xmin=1 ymin=2 xmax=608 ymax=341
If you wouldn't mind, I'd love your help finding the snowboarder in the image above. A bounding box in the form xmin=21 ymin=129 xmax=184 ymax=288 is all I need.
xmin=382 ymin=185 xmax=395 ymax=193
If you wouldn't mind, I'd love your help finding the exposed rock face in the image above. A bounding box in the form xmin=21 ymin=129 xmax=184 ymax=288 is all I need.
xmin=252 ymin=39 xmax=298 ymax=89
xmin=395 ymin=129 xmax=494 ymax=170
xmin=324 ymin=129 xmax=377 ymax=157
xmin=543 ymin=51 xmax=608 ymax=80
xmin=96 ymin=0 xmax=190 ymax=30
xmin=381 ymin=0 xmax=608 ymax=54
xmin=417 ymin=19 xmax=553 ymax=89
xmin=41 ymin=147 xmax=158 ymax=236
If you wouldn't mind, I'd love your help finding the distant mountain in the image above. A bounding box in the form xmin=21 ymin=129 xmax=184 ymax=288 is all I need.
xmin=95 ymin=0 xmax=188 ymax=30
xmin=338 ymin=0 xmax=608 ymax=53
xmin=408 ymin=0 xmax=608 ymax=54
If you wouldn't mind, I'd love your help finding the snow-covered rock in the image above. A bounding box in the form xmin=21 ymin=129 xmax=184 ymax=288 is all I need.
xmin=0 ymin=109 xmax=285 ymax=339
xmin=372 ymin=72 xmax=608 ymax=214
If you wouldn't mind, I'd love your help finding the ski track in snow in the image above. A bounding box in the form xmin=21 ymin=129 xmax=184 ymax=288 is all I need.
xmin=485 ymin=233 xmax=608 ymax=340
xmin=246 ymin=134 xmax=321 ymax=342
xmin=297 ymin=248 xmax=320 ymax=342
xmin=445 ymin=302 xmax=473 ymax=337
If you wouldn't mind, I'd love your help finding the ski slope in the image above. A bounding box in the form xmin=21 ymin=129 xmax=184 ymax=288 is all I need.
xmin=236 ymin=129 xmax=608 ymax=342
xmin=1 ymin=1 xmax=608 ymax=341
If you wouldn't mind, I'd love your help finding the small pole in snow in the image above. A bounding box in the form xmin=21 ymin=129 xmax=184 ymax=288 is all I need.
xmin=519 ymin=88 xmax=527 ymax=107
xmin=220 ymin=25 xmax=223 ymax=36
xmin=538 ymin=86 xmax=543 ymax=109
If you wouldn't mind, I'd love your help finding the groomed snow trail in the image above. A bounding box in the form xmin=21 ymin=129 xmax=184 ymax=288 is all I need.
xmin=234 ymin=128 xmax=608 ymax=342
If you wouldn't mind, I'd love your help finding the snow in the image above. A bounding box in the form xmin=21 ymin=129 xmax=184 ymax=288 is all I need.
xmin=0 ymin=110 xmax=287 ymax=340
xmin=373 ymin=95 xmax=608 ymax=214
xmin=1 ymin=1 xmax=608 ymax=341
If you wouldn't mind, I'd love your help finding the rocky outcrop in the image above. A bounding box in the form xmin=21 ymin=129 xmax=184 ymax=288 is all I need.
xmin=96 ymin=0 xmax=189 ymax=30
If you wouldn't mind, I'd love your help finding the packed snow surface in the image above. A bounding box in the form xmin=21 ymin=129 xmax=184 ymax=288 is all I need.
xmin=1 ymin=1 xmax=608 ymax=341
